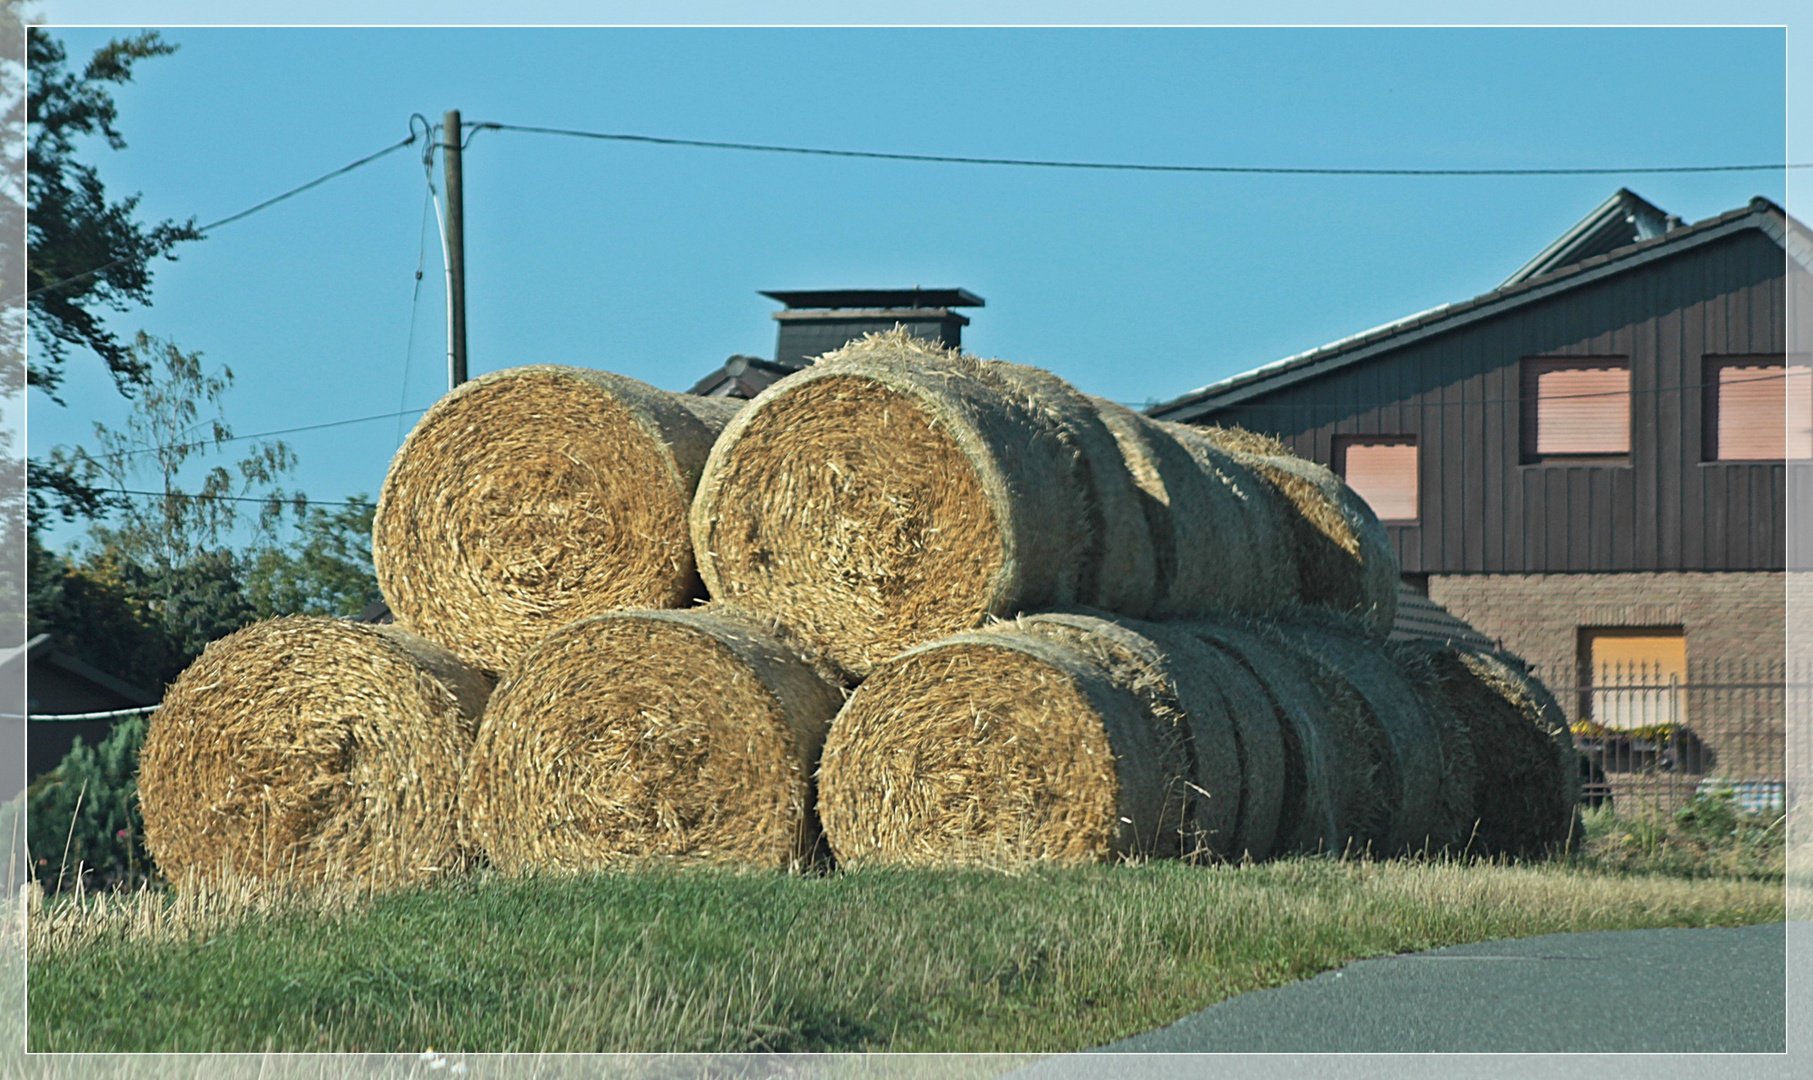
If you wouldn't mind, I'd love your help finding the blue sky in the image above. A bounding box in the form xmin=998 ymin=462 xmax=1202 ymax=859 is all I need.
xmin=19 ymin=12 xmax=1794 ymax=553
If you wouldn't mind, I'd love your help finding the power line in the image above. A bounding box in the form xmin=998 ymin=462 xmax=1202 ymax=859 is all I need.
xmin=108 ymin=488 xmax=369 ymax=508
xmin=472 ymin=121 xmax=1809 ymax=177
xmin=26 ymin=131 xmax=422 ymax=300
xmin=91 ymin=407 xmax=430 ymax=463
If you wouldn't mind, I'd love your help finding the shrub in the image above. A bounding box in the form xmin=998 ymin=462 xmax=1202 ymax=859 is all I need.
xmin=27 ymin=716 xmax=151 ymax=892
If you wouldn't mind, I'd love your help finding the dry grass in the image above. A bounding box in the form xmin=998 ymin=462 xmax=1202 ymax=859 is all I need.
xmin=465 ymin=607 xmax=845 ymax=872
xmin=135 ymin=617 xmax=492 ymax=889
xmin=691 ymin=330 xmax=1154 ymax=680
xmin=373 ymin=365 xmax=740 ymax=677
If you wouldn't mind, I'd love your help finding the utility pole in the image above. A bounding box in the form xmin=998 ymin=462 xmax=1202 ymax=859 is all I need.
xmin=442 ymin=109 xmax=468 ymax=389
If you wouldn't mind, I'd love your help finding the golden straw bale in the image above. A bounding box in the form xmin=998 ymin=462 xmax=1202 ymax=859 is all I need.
xmin=817 ymin=628 xmax=1179 ymax=868
xmin=137 ymin=617 xmax=492 ymax=888
xmin=1176 ymin=424 xmax=1398 ymax=635
xmin=1404 ymin=642 xmax=1581 ymax=858
xmin=1090 ymin=400 xmax=1300 ymax=621
xmin=465 ymin=607 xmax=843 ymax=872
xmin=1006 ymin=611 xmax=1259 ymax=861
xmin=691 ymin=329 xmax=1156 ymax=680
xmin=374 ymin=365 xmax=741 ymax=677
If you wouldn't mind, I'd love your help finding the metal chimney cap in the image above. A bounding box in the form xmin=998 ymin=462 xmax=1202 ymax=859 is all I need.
xmin=760 ymin=288 xmax=984 ymax=310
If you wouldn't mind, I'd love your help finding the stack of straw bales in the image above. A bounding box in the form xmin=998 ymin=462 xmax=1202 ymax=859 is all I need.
xmin=691 ymin=330 xmax=1397 ymax=680
xmin=817 ymin=611 xmax=1572 ymax=868
xmin=137 ymin=331 xmax=1577 ymax=886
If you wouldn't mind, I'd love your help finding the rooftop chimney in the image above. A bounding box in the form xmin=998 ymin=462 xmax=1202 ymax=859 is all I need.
xmin=760 ymin=288 xmax=985 ymax=366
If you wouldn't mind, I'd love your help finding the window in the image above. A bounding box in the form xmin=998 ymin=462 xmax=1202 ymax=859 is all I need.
xmin=1579 ymin=627 xmax=1687 ymax=731
xmin=1704 ymin=357 xmax=1813 ymax=461
xmin=1334 ymin=436 xmax=1418 ymax=522
xmin=1522 ymin=358 xmax=1630 ymax=462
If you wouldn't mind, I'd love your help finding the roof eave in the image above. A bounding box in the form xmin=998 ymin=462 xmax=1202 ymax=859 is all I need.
xmin=1151 ymin=203 xmax=1785 ymax=424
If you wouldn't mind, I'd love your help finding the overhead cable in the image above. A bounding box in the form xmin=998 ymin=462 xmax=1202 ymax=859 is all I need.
xmin=471 ymin=121 xmax=1808 ymax=177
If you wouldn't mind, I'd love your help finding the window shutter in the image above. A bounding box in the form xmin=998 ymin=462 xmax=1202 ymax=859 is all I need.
xmin=1584 ymin=629 xmax=1687 ymax=730
xmin=1712 ymin=361 xmax=1813 ymax=460
xmin=1339 ymin=441 xmax=1418 ymax=521
xmin=1527 ymin=362 xmax=1630 ymax=455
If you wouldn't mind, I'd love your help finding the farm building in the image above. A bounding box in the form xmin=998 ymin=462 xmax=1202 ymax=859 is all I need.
xmin=1148 ymin=190 xmax=1803 ymax=810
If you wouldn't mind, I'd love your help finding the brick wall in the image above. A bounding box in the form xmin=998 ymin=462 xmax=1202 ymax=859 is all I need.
xmin=1428 ymin=571 xmax=1785 ymax=711
xmin=1430 ymin=572 xmax=1788 ymax=788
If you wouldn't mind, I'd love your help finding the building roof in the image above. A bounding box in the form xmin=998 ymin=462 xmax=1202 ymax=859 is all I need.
xmin=1388 ymin=585 xmax=1497 ymax=650
xmin=688 ymin=354 xmax=811 ymax=399
xmin=1499 ymin=187 xmax=1676 ymax=288
xmin=1149 ymin=195 xmax=1788 ymax=424
xmin=760 ymin=288 xmax=984 ymax=310
xmin=15 ymin=633 xmax=158 ymax=708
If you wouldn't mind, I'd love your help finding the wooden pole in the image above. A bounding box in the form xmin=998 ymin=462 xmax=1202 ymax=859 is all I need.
xmin=442 ymin=109 xmax=468 ymax=389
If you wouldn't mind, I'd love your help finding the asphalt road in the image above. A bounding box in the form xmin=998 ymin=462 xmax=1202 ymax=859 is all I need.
xmin=1025 ymin=922 xmax=1787 ymax=1063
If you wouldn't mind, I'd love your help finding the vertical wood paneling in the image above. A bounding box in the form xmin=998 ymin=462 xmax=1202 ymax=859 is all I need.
xmin=1181 ymin=228 xmax=1783 ymax=576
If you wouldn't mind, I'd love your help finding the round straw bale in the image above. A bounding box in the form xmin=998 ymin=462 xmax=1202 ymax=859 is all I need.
xmin=1403 ymin=642 xmax=1580 ymax=858
xmin=374 ymin=365 xmax=741 ymax=677
xmin=1277 ymin=617 xmax=1475 ymax=854
xmin=817 ymin=628 xmax=1178 ymax=868
xmin=1089 ymin=400 xmax=1298 ymax=620
xmin=1183 ymin=622 xmax=1345 ymax=855
xmin=690 ymin=329 xmax=1156 ymax=680
xmin=465 ymin=607 xmax=843 ymax=872
xmin=1002 ymin=612 xmax=1230 ymax=859
xmin=137 ymin=617 xmax=492 ymax=887
xmin=1176 ymin=425 xmax=1398 ymax=635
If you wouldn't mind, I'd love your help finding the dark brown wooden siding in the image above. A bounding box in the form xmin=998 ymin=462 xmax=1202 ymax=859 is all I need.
xmin=1195 ymin=229 xmax=1787 ymax=573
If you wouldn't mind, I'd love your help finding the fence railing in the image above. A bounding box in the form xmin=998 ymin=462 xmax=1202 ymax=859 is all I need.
xmin=1533 ymin=659 xmax=1795 ymax=816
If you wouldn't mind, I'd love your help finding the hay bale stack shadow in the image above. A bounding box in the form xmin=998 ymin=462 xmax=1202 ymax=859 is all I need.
xmin=137 ymin=617 xmax=492 ymax=888
xmin=375 ymin=365 xmax=743 ymax=677
xmin=465 ymin=607 xmax=843 ymax=873
xmin=1403 ymin=641 xmax=1582 ymax=858
xmin=1272 ymin=616 xmax=1477 ymax=855
xmin=691 ymin=329 xmax=1155 ymax=681
xmin=817 ymin=625 xmax=1183 ymax=869
xmin=1177 ymin=425 xmax=1398 ymax=636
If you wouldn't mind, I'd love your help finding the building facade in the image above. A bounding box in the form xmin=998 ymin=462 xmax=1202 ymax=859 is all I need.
xmin=1149 ymin=192 xmax=1801 ymax=800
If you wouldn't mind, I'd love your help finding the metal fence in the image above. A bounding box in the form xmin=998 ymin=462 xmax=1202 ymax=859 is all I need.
xmin=1533 ymin=659 xmax=1794 ymax=816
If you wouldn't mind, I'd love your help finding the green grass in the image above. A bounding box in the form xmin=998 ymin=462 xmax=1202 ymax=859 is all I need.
xmin=27 ymin=842 xmax=1784 ymax=1055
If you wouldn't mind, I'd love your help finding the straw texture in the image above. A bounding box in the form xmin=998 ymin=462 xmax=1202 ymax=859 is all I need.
xmin=374 ymin=365 xmax=741 ymax=676
xmin=137 ymin=617 xmax=492 ymax=887
xmin=1178 ymin=425 xmax=1398 ymax=635
xmin=817 ymin=627 xmax=1178 ymax=868
xmin=1277 ymin=618 xmax=1476 ymax=854
xmin=1405 ymin=641 xmax=1582 ymax=857
xmin=691 ymin=330 xmax=1155 ymax=680
xmin=465 ymin=607 xmax=844 ymax=872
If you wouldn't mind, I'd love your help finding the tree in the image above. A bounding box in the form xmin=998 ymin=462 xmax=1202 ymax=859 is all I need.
xmin=12 ymin=14 xmax=200 ymax=524
xmin=69 ymin=331 xmax=300 ymax=566
xmin=25 ymin=25 xmax=198 ymax=399
xmin=243 ymin=495 xmax=383 ymax=619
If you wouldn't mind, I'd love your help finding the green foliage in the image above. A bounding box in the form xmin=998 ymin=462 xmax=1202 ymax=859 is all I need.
xmin=242 ymin=495 xmax=382 ymax=618
xmin=25 ymin=860 xmax=1782 ymax=1053
xmin=27 ymin=715 xmax=150 ymax=893
xmin=25 ymin=27 xmax=199 ymax=400
xmin=21 ymin=20 xmax=203 ymax=525
xmin=68 ymin=332 xmax=301 ymax=564
xmin=27 ymin=530 xmax=176 ymax=690
xmin=1574 ymin=792 xmax=1785 ymax=881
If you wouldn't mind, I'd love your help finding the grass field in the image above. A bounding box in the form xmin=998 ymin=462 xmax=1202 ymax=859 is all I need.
xmin=24 ymin=801 xmax=1787 ymax=1056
